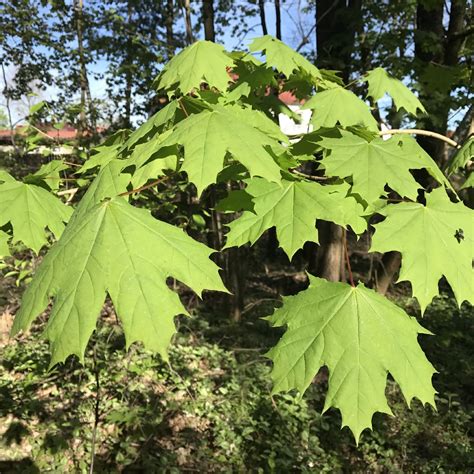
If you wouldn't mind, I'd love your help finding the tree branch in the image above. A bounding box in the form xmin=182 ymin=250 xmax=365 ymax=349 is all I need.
xmin=379 ymin=128 xmax=460 ymax=148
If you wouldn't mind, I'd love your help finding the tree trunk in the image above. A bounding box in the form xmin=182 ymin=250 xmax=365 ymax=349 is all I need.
xmin=123 ymin=0 xmax=133 ymax=129
xmin=313 ymin=222 xmax=345 ymax=282
xmin=74 ymin=0 xmax=94 ymax=138
xmin=181 ymin=0 xmax=194 ymax=45
xmin=258 ymin=0 xmax=268 ymax=35
xmin=165 ymin=0 xmax=175 ymax=58
xmin=315 ymin=0 xmax=363 ymax=81
xmin=311 ymin=0 xmax=363 ymax=282
xmin=274 ymin=0 xmax=281 ymax=40
xmin=202 ymin=0 xmax=215 ymax=41
xmin=414 ymin=0 xmax=468 ymax=162
xmin=375 ymin=251 xmax=402 ymax=295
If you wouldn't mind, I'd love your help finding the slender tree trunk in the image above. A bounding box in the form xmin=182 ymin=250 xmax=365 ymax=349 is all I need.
xmin=165 ymin=0 xmax=175 ymax=58
xmin=181 ymin=0 xmax=194 ymax=45
xmin=313 ymin=222 xmax=345 ymax=282
xmin=274 ymin=0 xmax=282 ymax=39
xmin=202 ymin=0 xmax=215 ymax=41
xmin=312 ymin=0 xmax=363 ymax=282
xmin=0 ymin=63 xmax=18 ymax=154
xmin=415 ymin=0 xmax=468 ymax=163
xmin=375 ymin=251 xmax=401 ymax=295
xmin=74 ymin=0 xmax=95 ymax=137
xmin=123 ymin=0 xmax=133 ymax=129
xmin=258 ymin=0 xmax=268 ymax=35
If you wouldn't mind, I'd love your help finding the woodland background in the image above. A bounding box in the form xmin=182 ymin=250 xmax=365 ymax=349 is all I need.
xmin=0 ymin=0 xmax=473 ymax=471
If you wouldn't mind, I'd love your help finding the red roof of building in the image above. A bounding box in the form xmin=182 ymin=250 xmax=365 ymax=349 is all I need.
xmin=0 ymin=125 xmax=106 ymax=142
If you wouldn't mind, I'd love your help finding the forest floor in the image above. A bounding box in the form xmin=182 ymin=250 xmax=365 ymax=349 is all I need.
xmin=0 ymin=254 xmax=473 ymax=472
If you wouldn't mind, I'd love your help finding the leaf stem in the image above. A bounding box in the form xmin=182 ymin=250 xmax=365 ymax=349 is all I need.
xmin=178 ymin=98 xmax=189 ymax=117
xmin=378 ymin=129 xmax=459 ymax=148
xmin=343 ymin=229 xmax=355 ymax=287
xmin=118 ymin=176 xmax=169 ymax=197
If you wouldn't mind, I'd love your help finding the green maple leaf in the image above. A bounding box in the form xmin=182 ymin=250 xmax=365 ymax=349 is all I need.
xmin=363 ymin=67 xmax=426 ymax=115
xmin=302 ymin=86 xmax=378 ymax=131
xmin=162 ymin=106 xmax=284 ymax=195
xmin=371 ymin=187 xmax=474 ymax=312
xmin=123 ymin=101 xmax=180 ymax=151
xmin=80 ymin=142 xmax=123 ymax=173
xmin=224 ymin=178 xmax=366 ymax=258
xmin=446 ymin=137 xmax=474 ymax=175
xmin=462 ymin=172 xmax=474 ymax=189
xmin=0 ymin=172 xmax=73 ymax=253
xmin=249 ymin=35 xmax=322 ymax=81
xmin=319 ymin=131 xmax=447 ymax=204
xmin=12 ymin=197 xmax=227 ymax=366
xmin=0 ymin=230 xmax=10 ymax=256
xmin=266 ymin=276 xmax=436 ymax=443
xmin=153 ymin=41 xmax=233 ymax=94
xmin=25 ymin=160 xmax=69 ymax=190
xmin=121 ymin=130 xmax=178 ymax=188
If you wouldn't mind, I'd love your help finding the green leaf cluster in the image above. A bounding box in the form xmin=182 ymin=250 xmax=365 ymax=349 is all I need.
xmin=5 ymin=36 xmax=471 ymax=443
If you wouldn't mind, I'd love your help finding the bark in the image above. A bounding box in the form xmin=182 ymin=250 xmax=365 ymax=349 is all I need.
xmin=74 ymin=0 xmax=96 ymax=139
xmin=181 ymin=0 xmax=194 ymax=45
xmin=165 ymin=0 xmax=175 ymax=57
xmin=202 ymin=0 xmax=215 ymax=42
xmin=258 ymin=0 xmax=268 ymax=35
xmin=274 ymin=0 xmax=281 ymax=40
xmin=415 ymin=0 xmax=467 ymax=161
xmin=311 ymin=0 xmax=363 ymax=281
xmin=226 ymin=247 xmax=247 ymax=322
xmin=375 ymin=251 xmax=402 ymax=295
xmin=315 ymin=0 xmax=363 ymax=82
xmin=313 ymin=222 xmax=345 ymax=282
xmin=123 ymin=0 xmax=133 ymax=129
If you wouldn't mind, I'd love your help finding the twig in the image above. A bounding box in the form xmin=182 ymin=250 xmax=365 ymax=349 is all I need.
xmin=64 ymin=161 xmax=82 ymax=168
xmin=118 ymin=176 xmax=169 ymax=197
xmin=343 ymin=229 xmax=355 ymax=287
xmin=57 ymin=187 xmax=79 ymax=204
xmin=379 ymin=129 xmax=460 ymax=148
xmin=290 ymin=169 xmax=328 ymax=181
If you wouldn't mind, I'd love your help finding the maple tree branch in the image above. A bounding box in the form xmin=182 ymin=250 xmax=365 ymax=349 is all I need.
xmin=290 ymin=169 xmax=328 ymax=181
xmin=379 ymin=129 xmax=460 ymax=148
xmin=118 ymin=176 xmax=169 ymax=197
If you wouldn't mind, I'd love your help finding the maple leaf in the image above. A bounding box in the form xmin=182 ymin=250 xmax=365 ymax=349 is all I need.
xmin=80 ymin=143 xmax=121 ymax=173
xmin=0 ymin=172 xmax=73 ymax=253
xmin=302 ymin=86 xmax=378 ymax=131
xmin=266 ymin=276 xmax=436 ymax=443
xmin=446 ymin=137 xmax=474 ymax=176
xmin=122 ymin=101 xmax=180 ymax=151
xmin=249 ymin=35 xmax=322 ymax=82
xmin=363 ymin=67 xmax=426 ymax=115
xmin=462 ymin=172 xmax=474 ymax=189
xmin=153 ymin=41 xmax=233 ymax=94
xmin=0 ymin=230 xmax=10 ymax=256
xmin=25 ymin=160 xmax=69 ymax=190
xmin=224 ymin=178 xmax=366 ymax=259
xmin=12 ymin=198 xmax=227 ymax=366
xmin=371 ymin=187 xmax=474 ymax=312
xmin=161 ymin=106 xmax=284 ymax=195
xmin=319 ymin=131 xmax=447 ymax=204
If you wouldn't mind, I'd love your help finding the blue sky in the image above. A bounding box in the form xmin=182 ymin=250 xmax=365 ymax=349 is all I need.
xmin=2 ymin=0 xmax=315 ymax=124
